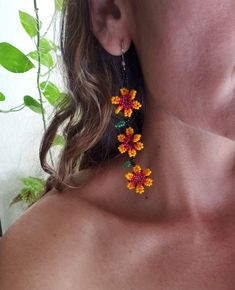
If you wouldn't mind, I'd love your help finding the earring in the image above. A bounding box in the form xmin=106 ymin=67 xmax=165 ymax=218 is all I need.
xmin=111 ymin=41 xmax=154 ymax=195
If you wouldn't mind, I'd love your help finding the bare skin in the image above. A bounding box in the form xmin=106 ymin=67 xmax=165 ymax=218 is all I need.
xmin=1 ymin=0 xmax=235 ymax=289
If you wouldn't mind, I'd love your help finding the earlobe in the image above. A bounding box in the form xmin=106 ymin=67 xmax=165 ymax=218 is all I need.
xmin=89 ymin=0 xmax=131 ymax=55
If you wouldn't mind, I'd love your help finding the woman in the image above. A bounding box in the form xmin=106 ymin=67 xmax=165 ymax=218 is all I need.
xmin=1 ymin=0 xmax=235 ymax=289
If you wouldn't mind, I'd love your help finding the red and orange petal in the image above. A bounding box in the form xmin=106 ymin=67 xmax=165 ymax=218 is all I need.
xmin=125 ymin=172 xmax=134 ymax=181
xmin=120 ymin=88 xmax=129 ymax=96
xmin=111 ymin=96 xmax=120 ymax=105
xmin=143 ymin=168 xmax=152 ymax=176
xmin=124 ymin=108 xmax=133 ymax=118
xmin=136 ymin=185 xmax=145 ymax=194
xmin=128 ymin=148 xmax=137 ymax=158
xmin=117 ymin=134 xmax=126 ymax=142
xmin=133 ymin=165 xmax=141 ymax=174
xmin=118 ymin=144 xmax=127 ymax=154
xmin=133 ymin=134 xmax=141 ymax=142
xmin=127 ymin=182 xmax=135 ymax=190
xmin=125 ymin=165 xmax=154 ymax=195
xmin=132 ymin=100 xmax=142 ymax=110
xmin=125 ymin=127 xmax=133 ymax=136
xmin=144 ymin=178 xmax=153 ymax=187
xmin=134 ymin=142 xmax=144 ymax=151
xmin=115 ymin=106 xmax=123 ymax=114
xmin=129 ymin=90 xmax=137 ymax=100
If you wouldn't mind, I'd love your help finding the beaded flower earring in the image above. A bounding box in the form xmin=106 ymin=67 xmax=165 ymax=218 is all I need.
xmin=111 ymin=42 xmax=154 ymax=195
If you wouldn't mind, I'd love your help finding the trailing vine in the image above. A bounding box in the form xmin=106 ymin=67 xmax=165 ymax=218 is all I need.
xmin=34 ymin=0 xmax=54 ymax=167
xmin=0 ymin=0 xmax=65 ymax=208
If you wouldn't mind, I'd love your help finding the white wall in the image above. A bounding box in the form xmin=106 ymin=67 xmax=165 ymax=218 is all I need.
xmin=0 ymin=0 xmax=62 ymax=233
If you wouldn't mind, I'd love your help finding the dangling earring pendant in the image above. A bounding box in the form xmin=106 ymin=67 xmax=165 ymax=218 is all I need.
xmin=111 ymin=42 xmax=154 ymax=195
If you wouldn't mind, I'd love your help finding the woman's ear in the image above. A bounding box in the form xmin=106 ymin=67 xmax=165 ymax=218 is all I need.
xmin=89 ymin=0 xmax=131 ymax=55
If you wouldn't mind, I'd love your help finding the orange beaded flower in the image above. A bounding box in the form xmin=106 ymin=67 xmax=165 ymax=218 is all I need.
xmin=117 ymin=127 xmax=144 ymax=157
xmin=111 ymin=88 xmax=142 ymax=117
xmin=125 ymin=165 xmax=153 ymax=194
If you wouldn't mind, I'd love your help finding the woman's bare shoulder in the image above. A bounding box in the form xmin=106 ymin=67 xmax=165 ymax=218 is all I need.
xmin=0 ymin=159 xmax=134 ymax=289
xmin=0 ymin=186 xmax=109 ymax=290
xmin=1 ymin=162 xmax=119 ymax=240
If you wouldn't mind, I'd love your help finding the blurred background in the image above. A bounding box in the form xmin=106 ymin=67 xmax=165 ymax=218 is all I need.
xmin=0 ymin=0 xmax=63 ymax=234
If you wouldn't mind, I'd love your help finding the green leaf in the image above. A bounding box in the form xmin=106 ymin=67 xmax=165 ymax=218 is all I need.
xmin=40 ymin=81 xmax=63 ymax=106
xmin=28 ymin=51 xmax=54 ymax=68
xmin=0 ymin=92 xmax=6 ymax=101
xmin=19 ymin=11 xmax=41 ymax=38
xmin=39 ymin=38 xmax=57 ymax=53
xmin=54 ymin=0 xmax=63 ymax=11
xmin=20 ymin=176 xmax=45 ymax=191
xmin=9 ymin=177 xmax=46 ymax=207
xmin=24 ymin=95 xmax=44 ymax=114
xmin=9 ymin=192 xmax=25 ymax=207
xmin=53 ymin=134 xmax=65 ymax=146
xmin=0 ymin=42 xmax=35 ymax=73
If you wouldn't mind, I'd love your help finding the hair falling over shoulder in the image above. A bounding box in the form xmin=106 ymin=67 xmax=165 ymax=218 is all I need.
xmin=39 ymin=0 xmax=145 ymax=196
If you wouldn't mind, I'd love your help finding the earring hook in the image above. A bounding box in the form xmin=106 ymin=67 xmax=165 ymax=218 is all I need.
xmin=121 ymin=41 xmax=126 ymax=72
xmin=121 ymin=41 xmax=128 ymax=87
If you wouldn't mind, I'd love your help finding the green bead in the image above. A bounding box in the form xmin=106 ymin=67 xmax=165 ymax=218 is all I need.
xmin=123 ymin=160 xmax=132 ymax=168
xmin=115 ymin=120 xmax=126 ymax=128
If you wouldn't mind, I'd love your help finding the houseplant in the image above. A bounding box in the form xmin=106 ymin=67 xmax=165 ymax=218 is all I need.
xmin=0 ymin=0 xmax=65 ymax=208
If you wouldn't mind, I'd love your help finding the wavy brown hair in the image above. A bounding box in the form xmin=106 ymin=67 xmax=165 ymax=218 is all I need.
xmin=39 ymin=0 xmax=145 ymax=196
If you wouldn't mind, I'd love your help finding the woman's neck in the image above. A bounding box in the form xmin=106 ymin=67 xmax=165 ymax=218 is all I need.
xmin=135 ymin=101 xmax=235 ymax=224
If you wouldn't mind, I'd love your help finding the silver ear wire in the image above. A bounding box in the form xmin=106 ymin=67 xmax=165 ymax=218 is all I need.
xmin=121 ymin=41 xmax=126 ymax=72
xmin=121 ymin=41 xmax=128 ymax=87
